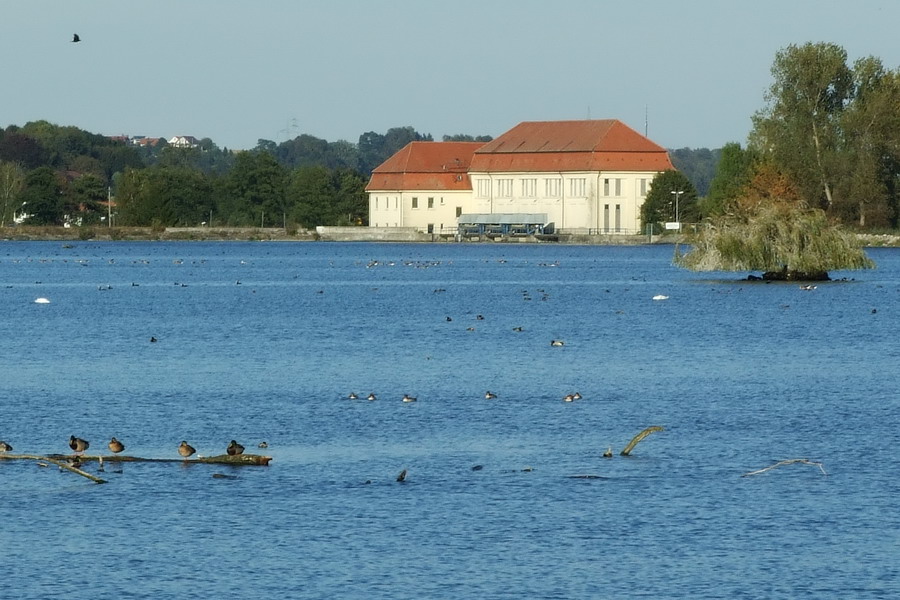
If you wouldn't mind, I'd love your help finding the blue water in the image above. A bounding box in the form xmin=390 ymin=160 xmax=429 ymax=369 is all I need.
xmin=1 ymin=241 xmax=898 ymax=599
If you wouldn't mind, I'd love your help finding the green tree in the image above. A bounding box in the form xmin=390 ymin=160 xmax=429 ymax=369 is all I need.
xmin=0 ymin=161 xmax=26 ymax=227
xmin=219 ymin=151 xmax=286 ymax=226
xmin=68 ymin=173 xmax=107 ymax=225
xmin=751 ymin=43 xmax=854 ymax=211
xmin=676 ymin=164 xmax=873 ymax=280
xmin=704 ymin=143 xmax=759 ymax=216
xmin=640 ymin=170 xmax=698 ymax=229
xmin=669 ymin=147 xmax=720 ymax=197
xmin=20 ymin=167 xmax=65 ymax=225
xmin=286 ymin=165 xmax=334 ymax=228
xmin=834 ymin=58 xmax=900 ymax=227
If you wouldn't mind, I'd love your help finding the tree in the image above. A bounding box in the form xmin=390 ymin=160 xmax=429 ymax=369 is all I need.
xmin=669 ymin=147 xmax=720 ymax=197
xmin=703 ymin=143 xmax=759 ymax=217
xmin=0 ymin=161 xmax=25 ymax=227
xmin=20 ymin=167 xmax=65 ymax=225
xmin=68 ymin=173 xmax=107 ymax=225
xmin=675 ymin=164 xmax=874 ymax=280
xmin=751 ymin=42 xmax=853 ymax=211
xmin=219 ymin=151 xmax=286 ymax=226
xmin=640 ymin=170 xmax=698 ymax=229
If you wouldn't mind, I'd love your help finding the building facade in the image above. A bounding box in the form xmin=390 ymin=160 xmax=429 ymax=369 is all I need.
xmin=366 ymin=120 xmax=674 ymax=235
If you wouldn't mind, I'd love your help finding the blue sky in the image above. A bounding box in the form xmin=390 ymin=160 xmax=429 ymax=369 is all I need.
xmin=2 ymin=0 xmax=897 ymax=151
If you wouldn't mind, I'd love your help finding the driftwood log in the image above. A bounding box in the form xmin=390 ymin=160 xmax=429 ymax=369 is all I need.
xmin=620 ymin=426 xmax=665 ymax=456
xmin=0 ymin=453 xmax=109 ymax=483
xmin=1 ymin=452 xmax=272 ymax=468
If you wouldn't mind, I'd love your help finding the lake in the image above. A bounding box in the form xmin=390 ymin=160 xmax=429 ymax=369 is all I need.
xmin=1 ymin=241 xmax=897 ymax=599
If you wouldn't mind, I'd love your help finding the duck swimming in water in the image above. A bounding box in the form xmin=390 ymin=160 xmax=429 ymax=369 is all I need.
xmin=402 ymin=394 xmax=418 ymax=403
xmin=367 ymin=393 xmax=377 ymax=401
xmin=485 ymin=391 xmax=497 ymax=399
xmin=227 ymin=440 xmax=245 ymax=455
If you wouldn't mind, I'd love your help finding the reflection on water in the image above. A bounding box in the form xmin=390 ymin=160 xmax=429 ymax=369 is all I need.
xmin=1 ymin=241 xmax=898 ymax=599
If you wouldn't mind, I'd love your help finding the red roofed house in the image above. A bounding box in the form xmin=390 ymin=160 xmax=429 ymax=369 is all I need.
xmin=367 ymin=141 xmax=484 ymax=233
xmin=365 ymin=119 xmax=674 ymax=236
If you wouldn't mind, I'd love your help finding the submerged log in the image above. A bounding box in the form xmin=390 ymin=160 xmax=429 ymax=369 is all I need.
xmin=620 ymin=426 xmax=665 ymax=456
xmin=0 ymin=453 xmax=107 ymax=483
xmin=1 ymin=453 xmax=272 ymax=466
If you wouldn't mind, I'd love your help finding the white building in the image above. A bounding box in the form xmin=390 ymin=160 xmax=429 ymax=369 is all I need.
xmin=366 ymin=119 xmax=675 ymax=235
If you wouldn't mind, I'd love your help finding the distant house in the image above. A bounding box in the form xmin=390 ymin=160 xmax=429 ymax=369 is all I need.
xmin=168 ymin=135 xmax=200 ymax=148
xmin=105 ymin=135 xmax=163 ymax=147
xmin=366 ymin=119 xmax=674 ymax=235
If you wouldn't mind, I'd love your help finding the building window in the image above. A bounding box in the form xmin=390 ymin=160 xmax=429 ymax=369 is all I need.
xmin=615 ymin=179 xmax=622 ymax=196
xmin=603 ymin=204 xmax=610 ymax=232
xmin=640 ymin=179 xmax=647 ymax=197
xmin=615 ymin=204 xmax=621 ymax=231
xmin=603 ymin=178 xmax=610 ymax=196
xmin=374 ymin=197 xmax=378 ymax=209
xmin=412 ymin=197 xmax=418 ymax=209
xmin=497 ymin=179 xmax=513 ymax=197
xmin=477 ymin=179 xmax=491 ymax=198
xmin=545 ymin=178 xmax=562 ymax=197
xmin=569 ymin=178 xmax=586 ymax=197
xmin=456 ymin=207 xmax=462 ymax=217
xmin=428 ymin=197 xmax=434 ymax=209
xmin=522 ymin=178 xmax=537 ymax=197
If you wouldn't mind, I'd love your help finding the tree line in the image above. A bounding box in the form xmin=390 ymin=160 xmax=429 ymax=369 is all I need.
xmin=0 ymin=122 xmax=492 ymax=229
xmin=642 ymin=42 xmax=900 ymax=233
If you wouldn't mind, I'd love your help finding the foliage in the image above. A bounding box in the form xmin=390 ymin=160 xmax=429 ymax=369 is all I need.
xmin=219 ymin=151 xmax=286 ymax=227
xmin=20 ymin=167 xmax=64 ymax=225
xmin=0 ymin=161 xmax=26 ymax=226
xmin=68 ymin=173 xmax=108 ymax=225
xmin=358 ymin=126 xmax=433 ymax=174
xmin=442 ymin=134 xmax=493 ymax=142
xmin=703 ymin=143 xmax=759 ymax=216
xmin=640 ymin=170 xmax=699 ymax=228
xmin=116 ymin=166 xmax=214 ymax=227
xmin=669 ymin=147 xmax=720 ymax=197
xmin=675 ymin=164 xmax=874 ymax=276
xmin=751 ymin=42 xmax=900 ymax=227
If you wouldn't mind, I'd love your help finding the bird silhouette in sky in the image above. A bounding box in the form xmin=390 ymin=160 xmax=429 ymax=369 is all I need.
xmin=71 ymin=33 xmax=80 ymax=43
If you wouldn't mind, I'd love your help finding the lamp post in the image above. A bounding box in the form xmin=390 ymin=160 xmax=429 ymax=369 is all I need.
xmin=670 ymin=190 xmax=684 ymax=231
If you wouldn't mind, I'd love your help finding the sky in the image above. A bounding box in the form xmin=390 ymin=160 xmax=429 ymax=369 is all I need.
xmin=2 ymin=0 xmax=898 ymax=151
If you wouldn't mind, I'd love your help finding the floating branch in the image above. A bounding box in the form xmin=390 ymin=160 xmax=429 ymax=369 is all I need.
xmin=1 ymin=453 xmax=272 ymax=467
xmin=741 ymin=458 xmax=827 ymax=477
xmin=1 ymin=454 xmax=107 ymax=484
xmin=620 ymin=426 xmax=665 ymax=456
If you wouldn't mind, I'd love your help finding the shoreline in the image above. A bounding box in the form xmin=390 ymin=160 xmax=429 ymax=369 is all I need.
xmin=1 ymin=226 xmax=898 ymax=247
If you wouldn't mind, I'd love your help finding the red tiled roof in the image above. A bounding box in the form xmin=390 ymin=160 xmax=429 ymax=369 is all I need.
xmin=470 ymin=120 xmax=673 ymax=172
xmin=366 ymin=141 xmax=485 ymax=192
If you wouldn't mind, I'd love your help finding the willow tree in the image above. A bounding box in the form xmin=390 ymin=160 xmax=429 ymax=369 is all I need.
xmin=675 ymin=164 xmax=874 ymax=280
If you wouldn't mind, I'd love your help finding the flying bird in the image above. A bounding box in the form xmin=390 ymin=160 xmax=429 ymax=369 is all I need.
xmin=71 ymin=33 xmax=80 ymax=43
